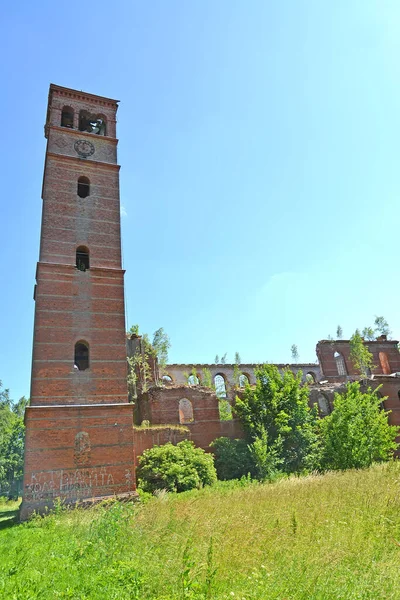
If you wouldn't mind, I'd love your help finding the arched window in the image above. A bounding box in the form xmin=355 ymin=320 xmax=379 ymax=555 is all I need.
xmin=77 ymin=176 xmax=90 ymax=198
xmin=379 ymin=352 xmax=391 ymax=375
xmin=239 ymin=374 xmax=250 ymax=388
xmin=78 ymin=110 xmax=107 ymax=135
xmin=188 ymin=374 xmax=199 ymax=386
xmin=162 ymin=375 xmax=173 ymax=384
xmin=179 ymin=398 xmax=194 ymax=423
xmin=76 ymin=246 xmax=89 ymax=271
xmin=74 ymin=341 xmax=89 ymax=371
xmin=214 ymin=374 xmax=227 ymax=398
xmin=61 ymin=106 xmax=74 ymax=128
xmin=306 ymin=372 xmax=317 ymax=383
xmin=334 ymin=351 xmax=347 ymax=376
xmin=317 ymin=394 xmax=330 ymax=416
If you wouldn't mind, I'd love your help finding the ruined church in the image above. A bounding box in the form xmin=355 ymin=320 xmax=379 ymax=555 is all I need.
xmin=20 ymin=85 xmax=400 ymax=518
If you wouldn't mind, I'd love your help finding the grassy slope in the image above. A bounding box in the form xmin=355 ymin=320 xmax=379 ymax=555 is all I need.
xmin=1 ymin=463 xmax=400 ymax=599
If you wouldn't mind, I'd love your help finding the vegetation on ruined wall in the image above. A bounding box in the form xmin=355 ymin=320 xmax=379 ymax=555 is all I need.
xmin=0 ymin=382 xmax=27 ymax=495
xmin=137 ymin=440 xmax=217 ymax=493
xmin=349 ymin=329 xmax=375 ymax=376
xmin=2 ymin=463 xmax=400 ymax=598
xmin=127 ymin=325 xmax=171 ymax=395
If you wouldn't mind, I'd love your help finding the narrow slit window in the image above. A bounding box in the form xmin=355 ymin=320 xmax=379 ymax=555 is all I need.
xmin=76 ymin=246 xmax=89 ymax=271
xmin=77 ymin=176 xmax=90 ymax=198
xmin=61 ymin=106 xmax=74 ymax=128
xmin=74 ymin=342 xmax=89 ymax=371
xmin=179 ymin=398 xmax=194 ymax=423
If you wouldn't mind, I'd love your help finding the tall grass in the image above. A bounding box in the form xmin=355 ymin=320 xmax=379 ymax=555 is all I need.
xmin=1 ymin=463 xmax=400 ymax=598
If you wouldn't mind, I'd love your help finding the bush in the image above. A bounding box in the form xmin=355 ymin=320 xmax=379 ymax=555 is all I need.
xmin=137 ymin=440 xmax=217 ymax=493
xmin=210 ymin=437 xmax=256 ymax=480
xmin=320 ymin=382 xmax=399 ymax=470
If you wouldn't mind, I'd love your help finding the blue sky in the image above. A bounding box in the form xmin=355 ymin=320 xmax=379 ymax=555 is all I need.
xmin=1 ymin=1 xmax=400 ymax=401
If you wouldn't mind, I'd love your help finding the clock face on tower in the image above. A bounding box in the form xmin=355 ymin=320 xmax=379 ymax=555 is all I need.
xmin=74 ymin=139 xmax=95 ymax=158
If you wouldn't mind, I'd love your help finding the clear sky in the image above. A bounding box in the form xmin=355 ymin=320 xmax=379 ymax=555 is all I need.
xmin=1 ymin=0 xmax=400 ymax=401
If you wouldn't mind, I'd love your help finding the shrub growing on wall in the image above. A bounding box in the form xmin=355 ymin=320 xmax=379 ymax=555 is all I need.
xmin=137 ymin=440 xmax=217 ymax=493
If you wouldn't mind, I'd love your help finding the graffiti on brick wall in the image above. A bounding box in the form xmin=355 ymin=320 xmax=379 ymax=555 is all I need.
xmin=24 ymin=467 xmax=133 ymax=501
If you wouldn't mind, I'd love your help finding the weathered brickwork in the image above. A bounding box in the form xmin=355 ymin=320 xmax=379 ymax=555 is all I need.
xmin=21 ymin=85 xmax=135 ymax=520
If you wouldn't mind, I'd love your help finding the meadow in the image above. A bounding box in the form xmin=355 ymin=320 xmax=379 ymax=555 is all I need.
xmin=1 ymin=463 xmax=400 ymax=599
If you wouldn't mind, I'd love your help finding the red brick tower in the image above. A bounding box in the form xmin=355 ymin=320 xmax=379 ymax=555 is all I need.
xmin=20 ymin=85 xmax=135 ymax=519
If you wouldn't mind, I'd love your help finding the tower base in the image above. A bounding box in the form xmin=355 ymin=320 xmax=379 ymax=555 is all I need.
xmin=20 ymin=403 xmax=135 ymax=521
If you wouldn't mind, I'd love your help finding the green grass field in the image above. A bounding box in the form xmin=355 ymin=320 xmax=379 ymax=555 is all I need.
xmin=1 ymin=463 xmax=400 ymax=599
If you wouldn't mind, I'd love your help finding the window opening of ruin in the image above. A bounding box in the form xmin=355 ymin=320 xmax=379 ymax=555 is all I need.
xmin=239 ymin=374 xmax=250 ymax=388
xmin=214 ymin=374 xmax=227 ymax=398
xmin=334 ymin=351 xmax=347 ymax=376
xmin=179 ymin=398 xmax=194 ymax=423
xmin=78 ymin=110 xmax=106 ymax=135
xmin=379 ymin=352 xmax=391 ymax=375
xmin=77 ymin=176 xmax=90 ymax=198
xmin=188 ymin=374 xmax=199 ymax=386
xmin=61 ymin=106 xmax=74 ymax=128
xmin=162 ymin=375 xmax=173 ymax=383
xmin=306 ymin=372 xmax=317 ymax=383
xmin=76 ymin=246 xmax=89 ymax=271
xmin=74 ymin=342 xmax=89 ymax=371
xmin=317 ymin=394 xmax=330 ymax=416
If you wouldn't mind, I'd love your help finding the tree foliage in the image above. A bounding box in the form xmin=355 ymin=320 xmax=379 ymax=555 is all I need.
xmin=350 ymin=330 xmax=374 ymax=376
xmin=290 ymin=344 xmax=299 ymax=363
xmin=137 ymin=440 xmax=217 ymax=493
xmin=336 ymin=325 xmax=343 ymax=339
xmin=234 ymin=365 xmax=320 ymax=476
xmin=210 ymin=437 xmax=256 ymax=480
xmin=0 ymin=382 xmax=27 ymax=491
xmin=320 ymin=382 xmax=398 ymax=470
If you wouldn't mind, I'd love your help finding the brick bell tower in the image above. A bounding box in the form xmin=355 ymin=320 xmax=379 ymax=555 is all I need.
xmin=20 ymin=84 xmax=135 ymax=519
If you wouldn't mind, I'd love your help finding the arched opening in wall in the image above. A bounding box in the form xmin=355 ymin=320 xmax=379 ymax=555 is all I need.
xmin=74 ymin=341 xmax=89 ymax=371
xmin=179 ymin=398 xmax=194 ymax=423
xmin=214 ymin=374 xmax=227 ymax=398
xmin=379 ymin=352 xmax=391 ymax=375
xmin=334 ymin=351 xmax=347 ymax=376
xmin=77 ymin=176 xmax=90 ymax=198
xmin=239 ymin=374 xmax=250 ymax=388
xmin=317 ymin=393 xmax=330 ymax=416
xmin=306 ymin=372 xmax=317 ymax=383
xmin=188 ymin=374 xmax=200 ymax=386
xmin=61 ymin=106 xmax=74 ymax=128
xmin=78 ymin=110 xmax=107 ymax=135
xmin=162 ymin=375 xmax=173 ymax=384
xmin=76 ymin=246 xmax=89 ymax=271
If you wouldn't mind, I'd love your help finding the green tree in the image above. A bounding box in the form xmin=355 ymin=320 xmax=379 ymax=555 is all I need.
xmin=350 ymin=330 xmax=374 ymax=377
xmin=362 ymin=326 xmax=375 ymax=341
xmin=0 ymin=382 xmax=27 ymax=491
xmin=290 ymin=344 xmax=299 ymax=363
xmin=234 ymin=365 xmax=320 ymax=476
xmin=374 ymin=316 xmax=391 ymax=338
xmin=210 ymin=437 xmax=256 ymax=480
xmin=336 ymin=325 xmax=343 ymax=339
xmin=220 ymin=353 xmax=227 ymax=365
xmin=214 ymin=355 xmax=219 ymax=364
xmin=152 ymin=327 xmax=171 ymax=373
xmin=320 ymin=382 xmax=398 ymax=470
xmin=201 ymin=367 xmax=212 ymax=388
xmin=137 ymin=440 xmax=217 ymax=493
